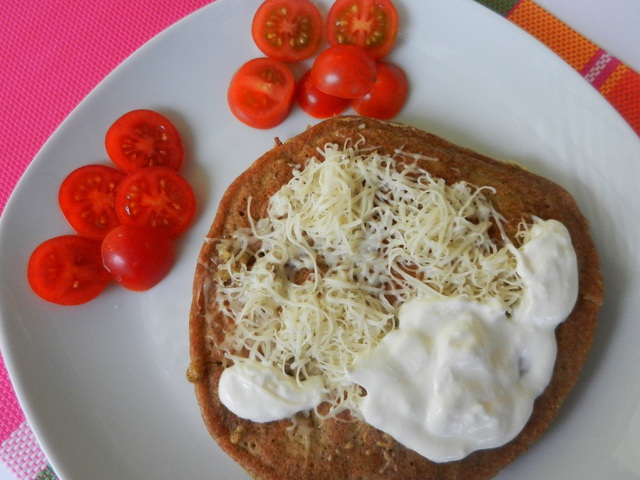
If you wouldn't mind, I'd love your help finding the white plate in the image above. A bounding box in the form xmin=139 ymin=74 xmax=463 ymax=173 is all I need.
xmin=1 ymin=0 xmax=639 ymax=478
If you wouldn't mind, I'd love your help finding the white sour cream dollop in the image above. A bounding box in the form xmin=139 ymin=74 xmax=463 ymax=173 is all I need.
xmin=347 ymin=219 xmax=578 ymax=461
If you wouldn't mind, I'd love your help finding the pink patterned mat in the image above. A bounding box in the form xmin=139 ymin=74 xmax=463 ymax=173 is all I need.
xmin=0 ymin=2 xmax=211 ymax=478
xmin=0 ymin=0 xmax=212 ymax=217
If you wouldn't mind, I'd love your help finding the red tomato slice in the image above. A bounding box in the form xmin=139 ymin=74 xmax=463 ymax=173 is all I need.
xmin=228 ymin=57 xmax=296 ymax=129
xmin=311 ymin=45 xmax=377 ymax=99
xmin=352 ymin=61 xmax=408 ymax=119
xmin=252 ymin=0 xmax=323 ymax=63
xmin=115 ymin=166 xmax=196 ymax=238
xmin=102 ymin=225 xmax=175 ymax=291
xmin=27 ymin=235 xmax=110 ymax=305
xmin=295 ymin=70 xmax=351 ymax=119
xmin=58 ymin=164 xmax=126 ymax=240
xmin=326 ymin=0 xmax=399 ymax=59
xmin=105 ymin=109 xmax=184 ymax=173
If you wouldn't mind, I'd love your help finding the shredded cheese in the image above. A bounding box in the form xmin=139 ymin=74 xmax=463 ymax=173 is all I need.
xmin=213 ymin=142 xmax=527 ymax=418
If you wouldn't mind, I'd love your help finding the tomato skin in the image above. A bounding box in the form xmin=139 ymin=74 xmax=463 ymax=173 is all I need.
xmin=58 ymin=164 xmax=126 ymax=240
xmin=252 ymin=0 xmax=323 ymax=63
xmin=115 ymin=166 xmax=196 ymax=238
xmin=228 ymin=57 xmax=296 ymax=129
xmin=102 ymin=225 xmax=175 ymax=291
xmin=326 ymin=0 xmax=399 ymax=60
xmin=295 ymin=70 xmax=351 ymax=119
xmin=27 ymin=235 xmax=110 ymax=305
xmin=105 ymin=109 xmax=184 ymax=173
xmin=311 ymin=45 xmax=377 ymax=99
xmin=352 ymin=61 xmax=408 ymax=119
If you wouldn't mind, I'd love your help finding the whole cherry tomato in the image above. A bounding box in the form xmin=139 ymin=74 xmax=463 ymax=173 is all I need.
xmin=311 ymin=45 xmax=377 ymax=99
xmin=102 ymin=225 xmax=175 ymax=291
xmin=352 ymin=61 xmax=408 ymax=119
xmin=295 ymin=70 xmax=351 ymax=119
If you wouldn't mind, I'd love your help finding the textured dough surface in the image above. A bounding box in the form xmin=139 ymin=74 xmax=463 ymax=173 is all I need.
xmin=188 ymin=116 xmax=603 ymax=480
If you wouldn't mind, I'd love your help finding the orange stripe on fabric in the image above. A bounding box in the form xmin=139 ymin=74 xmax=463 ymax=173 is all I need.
xmin=602 ymin=68 xmax=640 ymax=136
xmin=599 ymin=64 xmax=629 ymax=96
xmin=508 ymin=0 xmax=599 ymax=71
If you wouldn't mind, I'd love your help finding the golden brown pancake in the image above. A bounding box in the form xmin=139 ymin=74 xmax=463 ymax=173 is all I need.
xmin=188 ymin=116 xmax=603 ymax=480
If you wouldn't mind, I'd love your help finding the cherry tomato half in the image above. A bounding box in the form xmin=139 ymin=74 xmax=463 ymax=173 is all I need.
xmin=115 ymin=166 xmax=196 ymax=238
xmin=311 ymin=45 xmax=377 ymax=99
xmin=326 ymin=0 xmax=399 ymax=60
xmin=27 ymin=235 xmax=110 ymax=305
xmin=296 ymin=70 xmax=351 ymax=119
xmin=228 ymin=57 xmax=296 ymax=129
xmin=58 ymin=164 xmax=126 ymax=240
xmin=252 ymin=0 xmax=324 ymax=63
xmin=105 ymin=109 xmax=184 ymax=173
xmin=102 ymin=225 xmax=175 ymax=291
xmin=352 ymin=61 xmax=408 ymax=119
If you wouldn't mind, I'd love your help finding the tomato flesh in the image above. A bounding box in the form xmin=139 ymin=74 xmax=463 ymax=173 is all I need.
xmin=105 ymin=109 xmax=184 ymax=173
xmin=326 ymin=0 xmax=399 ymax=59
xmin=115 ymin=166 xmax=196 ymax=238
xmin=102 ymin=225 xmax=175 ymax=291
xmin=352 ymin=61 xmax=408 ymax=119
xmin=252 ymin=0 xmax=323 ymax=63
xmin=228 ymin=57 xmax=296 ymax=129
xmin=27 ymin=235 xmax=110 ymax=305
xmin=58 ymin=164 xmax=126 ymax=240
xmin=311 ymin=45 xmax=377 ymax=99
xmin=295 ymin=70 xmax=351 ymax=119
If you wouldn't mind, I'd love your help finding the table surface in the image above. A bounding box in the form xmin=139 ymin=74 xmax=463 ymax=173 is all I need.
xmin=1 ymin=0 xmax=639 ymax=479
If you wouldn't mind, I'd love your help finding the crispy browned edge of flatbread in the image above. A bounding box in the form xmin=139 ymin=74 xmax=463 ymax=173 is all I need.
xmin=187 ymin=116 xmax=604 ymax=480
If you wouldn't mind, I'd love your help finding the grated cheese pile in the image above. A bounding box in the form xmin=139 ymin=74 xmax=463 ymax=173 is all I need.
xmin=213 ymin=141 xmax=528 ymax=417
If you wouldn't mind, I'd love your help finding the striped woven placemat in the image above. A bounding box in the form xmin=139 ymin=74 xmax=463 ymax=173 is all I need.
xmin=476 ymin=0 xmax=640 ymax=136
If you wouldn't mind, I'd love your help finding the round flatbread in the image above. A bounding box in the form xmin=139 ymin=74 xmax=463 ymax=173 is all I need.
xmin=188 ymin=116 xmax=603 ymax=480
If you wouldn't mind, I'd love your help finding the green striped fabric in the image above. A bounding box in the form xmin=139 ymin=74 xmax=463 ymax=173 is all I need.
xmin=472 ymin=0 xmax=520 ymax=16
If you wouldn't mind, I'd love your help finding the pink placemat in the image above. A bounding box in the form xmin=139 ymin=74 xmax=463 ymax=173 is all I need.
xmin=0 ymin=2 xmax=212 ymax=478
xmin=0 ymin=0 xmax=212 ymax=217
xmin=1 ymin=1 xmax=639 ymax=479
